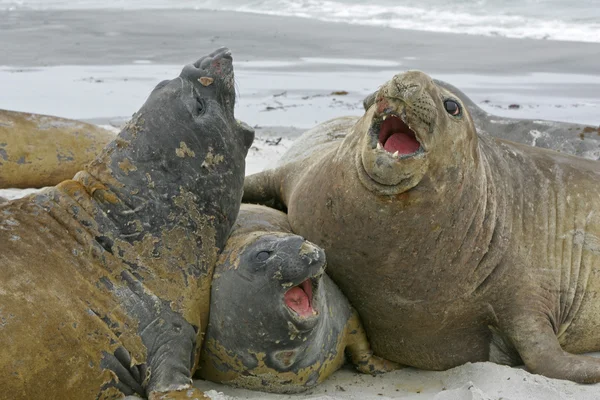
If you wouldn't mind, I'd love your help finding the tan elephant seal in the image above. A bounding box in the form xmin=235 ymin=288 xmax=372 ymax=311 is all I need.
xmin=197 ymin=204 xmax=397 ymax=393
xmin=0 ymin=47 xmax=254 ymax=399
xmin=243 ymin=70 xmax=600 ymax=383
xmin=0 ymin=109 xmax=115 ymax=188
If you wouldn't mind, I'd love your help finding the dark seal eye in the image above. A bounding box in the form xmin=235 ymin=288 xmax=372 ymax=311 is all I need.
xmin=444 ymin=99 xmax=461 ymax=117
xmin=195 ymin=95 xmax=205 ymax=116
xmin=256 ymin=251 xmax=271 ymax=261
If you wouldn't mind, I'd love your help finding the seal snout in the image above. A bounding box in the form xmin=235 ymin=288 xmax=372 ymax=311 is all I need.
xmin=181 ymin=47 xmax=234 ymax=85
xmin=280 ymin=238 xmax=325 ymax=323
xmin=370 ymin=76 xmax=428 ymax=160
xmin=375 ymin=113 xmax=422 ymax=158
xmin=194 ymin=47 xmax=232 ymax=71
xmin=357 ymin=72 xmax=435 ymax=194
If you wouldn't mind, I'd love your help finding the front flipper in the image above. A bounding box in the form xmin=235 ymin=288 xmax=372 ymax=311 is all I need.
xmin=101 ymin=271 xmax=202 ymax=398
xmin=243 ymin=170 xmax=286 ymax=211
xmin=344 ymin=311 xmax=401 ymax=374
xmin=503 ymin=310 xmax=600 ymax=383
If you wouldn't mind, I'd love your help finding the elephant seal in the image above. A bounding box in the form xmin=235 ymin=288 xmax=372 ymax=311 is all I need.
xmin=0 ymin=47 xmax=254 ymax=399
xmin=364 ymin=81 xmax=600 ymax=160
xmin=197 ymin=204 xmax=397 ymax=393
xmin=0 ymin=109 xmax=116 ymax=188
xmin=243 ymin=70 xmax=600 ymax=383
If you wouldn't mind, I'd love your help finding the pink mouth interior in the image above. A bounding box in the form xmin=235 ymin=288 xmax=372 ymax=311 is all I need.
xmin=284 ymin=279 xmax=314 ymax=318
xmin=378 ymin=116 xmax=421 ymax=155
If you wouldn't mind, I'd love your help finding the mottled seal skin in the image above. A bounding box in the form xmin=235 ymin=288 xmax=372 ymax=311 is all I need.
xmin=0 ymin=48 xmax=254 ymax=399
xmin=364 ymin=81 xmax=600 ymax=160
xmin=244 ymin=71 xmax=600 ymax=383
xmin=0 ymin=110 xmax=116 ymax=188
xmin=197 ymin=204 xmax=397 ymax=393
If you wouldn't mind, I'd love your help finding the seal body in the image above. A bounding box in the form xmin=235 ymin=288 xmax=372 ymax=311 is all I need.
xmin=244 ymin=71 xmax=600 ymax=383
xmin=0 ymin=48 xmax=254 ymax=399
xmin=0 ymin=110 xmax=116 ymax=188
xmin=197 ymin=204 xmax=396 ymax=393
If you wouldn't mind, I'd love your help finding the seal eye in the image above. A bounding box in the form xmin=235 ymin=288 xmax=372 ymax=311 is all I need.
xmin=195 ymin=95 xmax=206 ymax=116
xmin=444 ymin=99 xmax=461 ymax=117
xmin=256 ymin=251 xmax=271 ymax=262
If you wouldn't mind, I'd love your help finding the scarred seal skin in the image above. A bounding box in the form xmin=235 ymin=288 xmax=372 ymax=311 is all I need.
xmin=243 ymin=70 xmax=600 ymax=383
xmin=197 ymin=204 xmax=397 ymax=393
xmin=0 ymin=48 xmax=254 ymax=399
xmin=0 ymin=110 xmax=116 ymax=188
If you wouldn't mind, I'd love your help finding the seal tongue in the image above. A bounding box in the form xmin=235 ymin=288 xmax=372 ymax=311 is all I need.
xmin=284 ymin=279 xmax=314 ymax=317
xmin=379 ymin=117 xmax=420 ymax=155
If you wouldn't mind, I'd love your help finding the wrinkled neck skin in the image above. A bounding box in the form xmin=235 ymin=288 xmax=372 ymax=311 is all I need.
xmin=83 ymin=104 xmax=244 ymax=251
xmin=290 ymin=105 xmax=509 ymax=304
xmin=44 ymin=83 xmax=246 ymax=328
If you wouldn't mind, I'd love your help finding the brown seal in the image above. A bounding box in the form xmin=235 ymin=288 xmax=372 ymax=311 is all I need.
xmin=243 ymin=70 xmax=600 ymax=383
xmin=0 ymin=109 xmax=115 ymax=188
xmin=0 ymin=47 xmax=254 ymax=399
xmin=197 ymin=204 xmax=397 ymax=393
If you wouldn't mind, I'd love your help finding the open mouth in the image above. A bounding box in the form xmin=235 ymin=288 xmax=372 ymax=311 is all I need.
xmin=373 ymin=114 xmax=423 ymax=158
xmin=284 ymin=277 xmax=319 ymax=319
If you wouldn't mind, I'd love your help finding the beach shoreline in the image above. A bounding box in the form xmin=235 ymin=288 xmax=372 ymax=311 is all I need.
xmin=1 ymin=8 xmax=600 ymax=75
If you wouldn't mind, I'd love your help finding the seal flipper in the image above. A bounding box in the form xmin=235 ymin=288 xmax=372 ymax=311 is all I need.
xmin=243 ymin=169 xmax=287 ymax=211
xmin=502 ymin=311 xmax=600 ymax=383
xmin=344 ymin=311 xmax=400 ymax=374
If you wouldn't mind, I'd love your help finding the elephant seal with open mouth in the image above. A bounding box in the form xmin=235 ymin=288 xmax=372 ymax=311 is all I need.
xmin=197 ymin=204 xmax=397 ymax=393
xmin=243 ymin=70 xmax=600 ymax=383
xmin=363 ymin=81 xmax=600 ymax=160
xmin=0 ymin=47 xmax=254 ymax=399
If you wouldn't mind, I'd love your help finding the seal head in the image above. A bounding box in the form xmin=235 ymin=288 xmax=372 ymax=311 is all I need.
xmin=84 ymin=47 xmax=254 ymax=250
xmin=358 ymin=71 xmax=477 ymax=195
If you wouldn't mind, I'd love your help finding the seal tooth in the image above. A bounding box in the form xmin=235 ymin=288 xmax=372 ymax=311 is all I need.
xmin=199 ymin=77 xmax=214 ymax=86
xmin=393 ymin=151 xmax=399 ymax=157
xmin=377 ymin=142 xmax=383 ymax=150
xmin=382 ymin=115 xmax=388 ymax=121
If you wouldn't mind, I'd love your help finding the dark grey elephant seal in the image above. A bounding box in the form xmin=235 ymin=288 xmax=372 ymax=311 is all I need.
xmin=0 ymin=48 xmax=254 ymax=400
xmin=243 ymin=70 xmax=600 ymax=383
xmin=197 ymin=204 xmax=397 ymax=393
xmin=364 ymin=80 xmax=600 ymax=160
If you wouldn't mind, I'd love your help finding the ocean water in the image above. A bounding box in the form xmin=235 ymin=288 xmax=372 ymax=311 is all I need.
xmin=1 ymin=0 xmax=599 ymax=43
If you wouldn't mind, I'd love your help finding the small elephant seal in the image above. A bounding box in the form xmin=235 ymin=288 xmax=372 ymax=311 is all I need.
xmin=363 ymin=81 xmax=600 ymax=160
xmin=243 ymin=71 xmax=600 ymax=383
xmin=0 ymin=109 xmax=116 ymax=188
xmin=197 ymin=204 xmax=397 ymax=393
xmin=0 ymin=47 xmax=254 ymax=400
